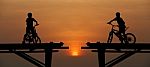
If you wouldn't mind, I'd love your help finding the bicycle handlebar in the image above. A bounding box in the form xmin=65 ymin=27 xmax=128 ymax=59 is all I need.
xmin=107 ymin=23 xmax=118 ymax=27
xmin=35 ymin=24 xmax=39 ymax=26
xmin=33 ymin=24 xmax=39 ymax=27
xmin=107 ymin=23 xmax=129 ymax=31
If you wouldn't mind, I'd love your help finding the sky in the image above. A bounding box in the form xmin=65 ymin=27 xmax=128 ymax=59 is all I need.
xmin=0 ymin=0 xmax=150 ymax=67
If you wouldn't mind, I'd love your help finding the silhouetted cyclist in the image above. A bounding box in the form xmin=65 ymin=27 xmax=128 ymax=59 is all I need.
xmin=107 ymin=12 xmax=127 ymax=43
xmin=26 ymin=12 xmax=39 ymax=37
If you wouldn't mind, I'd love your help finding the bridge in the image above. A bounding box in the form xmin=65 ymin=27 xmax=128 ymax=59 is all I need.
xmin=0 ymin=42 xmax=150 ymax=67
xmin=81 ymin=42 xmax=150 ymax=67
xmin=0 ymin=42 xmax=69 ymax=67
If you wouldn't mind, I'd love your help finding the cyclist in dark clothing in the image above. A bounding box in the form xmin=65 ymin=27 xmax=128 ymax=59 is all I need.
xmin=26 ymin=12 xmax=39 ymax=37
xmin=107 ymin=12 xmax=127 ymax=43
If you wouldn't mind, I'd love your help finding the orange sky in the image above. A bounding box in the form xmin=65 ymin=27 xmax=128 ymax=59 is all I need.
xmin=0 ymin=0 xmax=149 ymax=43
xmin=0 ymin=0 xmax=150 ymax=67
xmin=0 ymin=0 xmax=149 ymax=41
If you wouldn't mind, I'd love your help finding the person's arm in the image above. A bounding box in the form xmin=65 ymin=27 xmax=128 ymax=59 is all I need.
xmin=33 ymin=18 xmax=39 ymax=25
xmin=108 ymin=18 xmax=116 ymax=24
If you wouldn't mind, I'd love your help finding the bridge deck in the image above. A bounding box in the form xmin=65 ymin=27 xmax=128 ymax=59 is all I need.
xmin=81 ymin=43 xmax=150 ymax=67
xmin=0 ymin=42 xmax=69 ymax=50
xmin=82 ymin=43 xmax=150 ymax=49
xmin=0 ymin=42 xmax=69 ymax=67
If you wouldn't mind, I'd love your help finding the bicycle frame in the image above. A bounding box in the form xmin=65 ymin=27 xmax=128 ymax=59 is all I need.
xmin=26 ymin=25 xmax=38 ymax=36
xmin=107 ymin=23 xmax=136 ymax=45
xmin=22 ymin=24 xmax=41 ymax=44
xmin=109 ymin=24 xmax=120 ymax=37
xmin=107 ymin=24 xmax=127 ymax=43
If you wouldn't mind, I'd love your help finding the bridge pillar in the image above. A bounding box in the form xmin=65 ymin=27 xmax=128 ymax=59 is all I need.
xmin=45 ymin=48 xmax=52 ymax=67
xmin=98 ymin=48 xmax=105 ymax=67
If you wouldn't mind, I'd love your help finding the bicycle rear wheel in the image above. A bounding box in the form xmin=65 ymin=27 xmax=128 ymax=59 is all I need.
xmin=120 ymin=33 xmax=136 ymax=51
xmin=125 ymin=33 xmax=136 ymax=44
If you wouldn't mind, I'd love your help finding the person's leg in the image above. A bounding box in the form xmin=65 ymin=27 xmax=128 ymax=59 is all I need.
xmin=120 ymin=27 xmax=128 ymax=44
xmin=31 ymin=27 xmax=36 ymax=38
xmin=119 ymin=28 xmax=124 ymax=43
xmin=26 ymin=27 xmax=30 ymax=34
xmin=122 ymin=28 xmax=128 ymax=44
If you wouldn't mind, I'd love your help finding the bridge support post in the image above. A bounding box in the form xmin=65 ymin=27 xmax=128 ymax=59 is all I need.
xmin=98 ymin=48 xmax=105 ymax=67
xmin=45 ymin=48 xmax=52 ymax=67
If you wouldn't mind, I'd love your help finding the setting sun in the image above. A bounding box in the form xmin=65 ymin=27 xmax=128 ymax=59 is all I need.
xmin=66 ymin=41 xmax=82 ymax=56
xmin=71 ymin=51 xmax=79 ymax=56
xmin=69 ymin=47 xmax=81 ymax=56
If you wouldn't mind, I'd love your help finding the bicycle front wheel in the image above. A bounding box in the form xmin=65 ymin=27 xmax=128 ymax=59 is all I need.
xmin=125 ymin=33 xmax=136 ymax=44
xmin=22 ymin=34 xmax=34 ymax=44
xmin=33 ymin=35 xmax=41 ymax=44
xmin=107 ymin=32 xmax=113 ymax=43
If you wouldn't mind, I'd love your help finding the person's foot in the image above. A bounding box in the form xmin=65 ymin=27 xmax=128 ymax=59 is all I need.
xmin=125 ymin=41 xmax=129 ymax=44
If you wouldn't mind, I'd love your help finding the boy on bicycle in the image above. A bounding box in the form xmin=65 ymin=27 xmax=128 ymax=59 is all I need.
xmin=26 ymin=12 xmax=39 ymax=37
xmin=107 ymin=12 xmax=127 ymax=43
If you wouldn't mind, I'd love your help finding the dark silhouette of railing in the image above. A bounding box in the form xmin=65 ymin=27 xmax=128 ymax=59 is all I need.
xmin=81 ymin=42 xmax=150 ymax=67
xmin=0 ymin=42 xmax=69 ymax=67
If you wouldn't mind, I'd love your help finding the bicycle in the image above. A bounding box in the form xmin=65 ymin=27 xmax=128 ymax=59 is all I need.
xmin=107 ymin=23 xmax=136 ymax=44
xmin=22 ymin=24 xmax=41 ymax=44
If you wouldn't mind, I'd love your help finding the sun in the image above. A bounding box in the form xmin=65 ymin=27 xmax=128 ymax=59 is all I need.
xmin=65 ymin=41 xmax=82 ymax=57
xmin=70 ymin=48 xmax=81 ymax=57
xmin=71 ymin=51 xmax=79 ymax=56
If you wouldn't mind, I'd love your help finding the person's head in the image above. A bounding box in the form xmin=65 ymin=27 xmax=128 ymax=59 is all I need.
xmin=27 ymin=12 xmax=32 ymax=18
xmin=116 ymin=12 xmax=120 ymax=17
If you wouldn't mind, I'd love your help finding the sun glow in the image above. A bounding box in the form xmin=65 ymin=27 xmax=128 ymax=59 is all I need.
xmin=70 ymin=45 xmax=81 ymax=57
xmin=71 ymin=51 xmax=79 ymax=56
xmin=66 ymin=41 xmax=82 ymax=57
